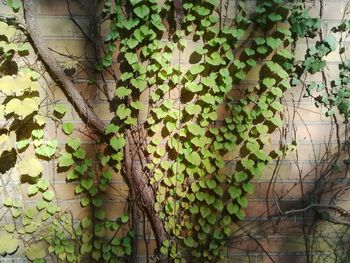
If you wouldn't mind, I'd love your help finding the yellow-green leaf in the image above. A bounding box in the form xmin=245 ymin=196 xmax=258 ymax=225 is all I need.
xmin=17 ymin=157 xmax=43 ymax=178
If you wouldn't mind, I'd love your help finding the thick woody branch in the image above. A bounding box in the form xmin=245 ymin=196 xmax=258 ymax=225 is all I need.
xmin=173 ymin=0 xmax=184 ymax=19
xmin=23 ymin=0 xmax=105 ymax=135
xmin=125 ymin=130 xmax=167 ymax=252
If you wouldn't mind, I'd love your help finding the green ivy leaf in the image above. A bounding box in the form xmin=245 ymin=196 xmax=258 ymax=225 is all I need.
xmin=5 ymin=98 xmax=38 ymax=119
xmin=206 ymin=179 xmax=217 ymax=189
xmin=58 ymin=152 xmax=74 ymax=168
xmin=17 ymin=139 xmax=29 ymax=151
xmin=266 ymin=61 xmax=288 ymax=79
xmin=92 ymin=197 xmax=103 ymax=207
xmin=187 ymin=123 xmax=205 ymax=136
xmin=134 ymin=5 xmax=150 ymax=19
xmin=266 ymin=37 xmax=282 ymax=49
xmin=81 ymin=178 xmax=94 ymax=190
xmin=27 ymin=184 xmax=38 ymax=196
xmin=189 ymin=64 xmax=205 ymax=75
xmin=62 ymin=123 xmax=74 ymax=135
xmin=270 ymin=116 xmax=283 ymax=128
xmin=17 ymin=157 xmax=42 ymax=178
xmin=227 ymin=203 xmax=239 ymax=215
xmin=131 ymin=78 xmax=147 ymax=91
xmin=234 ymin=171 xmax=248 ymax=182
xmin=0 ymin=234 xmax=19 ymax=255
xmin=81 ymin=217 xmax=92 ymax=228
xmin=243 ymin=182 xmax=255 ymax=195
xmin=53 ymin=104 xmax=67 ymax=116
xmin=66 ymin=170 xmax=78 ymax=181
xmin=228 ymin=186 xmax=241 ymax=199
xmin=125 ymin=53 xmax=138 ymax=65
xmin=270 ymin=101 xmax=283 ymax=111
xmin=105 ymin=124 xmax=119 ymax=135
xmin=185 ymin=82 xmax=203 ymax=92
xmin=32 ymin=129 xmax=44 ymax=139
xmin=256 ymin=123 xmax=269 ymax=134
xmin=268 ymin=13 xmax=283 ymax=22
xmin=25 ymin=243 xmax=46 ymax=261
xmin=262 ymin=78 xmax=276 ymax=88
xmin=184 ymin=236 xmax=196 ymax=248
xmin=121 ymin=214 xmax=129 ymax=223
xmin=110 ymin=137 xmax=125 ymax=151
xmin=37 ymin=179 xmax=49 ymax=191
xmin=67 ymin=137 xmax=81 ymax=151
xmin=116 ymin=105 xmax=131 ymax=119
xmin=237 ymin=196 xmax=248 ymax=208
xmin=206 ymin=52 xmax=223 ymax=66
xmin=36 ymin=200 xmax=47 ymax=211
xmin=73 ymin=148 xmax=86 ymax=159
xmin=80 ymin=196 xmax=90 ymax=207
xmin=186 ymin=151 xmax=201 ymax=166
xmin=200 ymin=206 xmax=211 ymax=218
xmin=42 ymin=190 xmax=54 ymax=202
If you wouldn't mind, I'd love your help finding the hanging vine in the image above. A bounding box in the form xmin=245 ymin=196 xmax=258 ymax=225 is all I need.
xmin=0 ymin=0 xmax=347 ymax=262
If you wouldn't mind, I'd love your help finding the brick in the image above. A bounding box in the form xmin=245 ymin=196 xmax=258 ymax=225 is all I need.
xmin=284 ymin=144 xmax=321 ymax=161
xmin=284 ymin=85 xmax=312 ymax=103
xmin=172 ymin=41 xmax=199 ymax=62
xmin=104 ymin=182 xmax=129 ymax=201
xmin=259 ymin=163 xmax=291 ymax=181
xmin=319 ymin=143 xmax=349 ymax=161
xmin=229 ymin=238 xmax=261 ymax=253
xmin=52 ymin=166 xmax=124 ymax=182
xmin=245 ymin=201 xmax=270 ymax=217
xmin=259 ymin=181 xmax=315 ymax=199
xmin=98 ymin=82 xmax=115 ymax=101
xmin=48 ymin=82 xmax=97 ymax=101
xmin=102 ymin=201 xmax=127 ymax=219
xmin=94 ymin=102 xmax=114 ymax=121
xmin=226 ymin=255 xmax=258 ymax=262
xmin=260 ymin=220 xmax=304 ymax=236
xmin=294 ymin=123 xmax=345 ymax=143
xmin=217 ymin=104 xmax=231 ymax=120
xmin=3 ymin=1 xmax=350 ymax=261
xmin=38 ymin=0 xmax=96 ymax=16
xmin=45 ymin=122 xmax=98 ymax=143
xmin=305 ymin=0 xmax=347 ymax=20
xmin=45 ymin=101 xmax=75 ymax=121
xmin=46 ymin=39 xmax=95 ymax=60
xmin=260 ymin=255 xmax=307 ymax=263
xmin=285 ymin=103 xmax=322 ymax=122
xmin=245 ymin=64 xmax=262 ymax=81
xmin=223 ymin=145 xmax=241 ymax=160
xmin=54 ymin=182 xmax=79 ymax=201
xmin=262 ymin=236 xmax=307 ymax=253
xmin=289 ymin=162 xmax=318 ymax=181
xmin=72 ymin=17 xmax=92 ymax=38
xmin=37 ymin=17 xmax=74 ymax=37
xmin=59 ymin=201 xmax=91 ymax=219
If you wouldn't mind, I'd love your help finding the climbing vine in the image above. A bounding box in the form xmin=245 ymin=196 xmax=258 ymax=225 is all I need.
xmin=0 ymin=0 xmax=348 ymax=262
xmin=98 ymin=0 xmax=293 ymax=261
xmin=0 ymin=13 xmax=60 ymax=261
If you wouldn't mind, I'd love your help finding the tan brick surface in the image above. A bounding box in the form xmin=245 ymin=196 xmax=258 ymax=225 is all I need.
xmin=37 ymin=17 xmax=74 ymax=37
xmin=1 ymin=0 xmax=349 ymax=261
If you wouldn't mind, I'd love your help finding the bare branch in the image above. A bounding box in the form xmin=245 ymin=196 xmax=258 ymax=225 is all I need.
xmin=283 ymin=204 xmax=350 ymax=217
xmin=23 ymin=0 xmax=105 ymax=135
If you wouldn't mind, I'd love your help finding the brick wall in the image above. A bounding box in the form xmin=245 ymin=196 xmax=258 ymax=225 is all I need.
xmin=0 ymin=0 xmax=349 ymax=262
